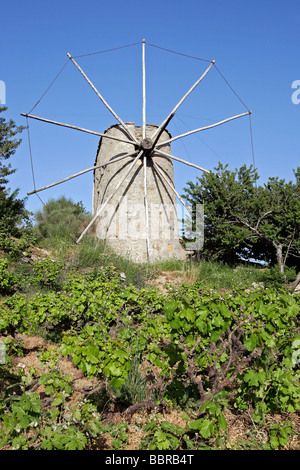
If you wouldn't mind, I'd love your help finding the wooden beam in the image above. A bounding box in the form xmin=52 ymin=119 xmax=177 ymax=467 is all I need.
xmin=144 ymin=155 xmax=150 ymax=260
xmin=156 ymin=111 xmax=251 ymax=147
xmin=21 ymin=113 xmax=136 ymax=146
xmin=151 ymin=113 xmax=175 ymax=148
xmin=142 ymin=39 xmax=146 ymax=140
xmin=27 ymin=151 xmax=138 ymax=195
xmin=153 ymin=161 xmax=192 ymax=216
xmin=151 ymin=60 xmax=215 ymax=143
xmin=155 ymin=149 xmax=210 ymax=173
xmin=67 ymin=53 xmax=138 ymax=144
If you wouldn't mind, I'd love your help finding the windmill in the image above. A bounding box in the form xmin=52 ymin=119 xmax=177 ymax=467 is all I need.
xmin=21 ymin=40 xmax=251 ymax=262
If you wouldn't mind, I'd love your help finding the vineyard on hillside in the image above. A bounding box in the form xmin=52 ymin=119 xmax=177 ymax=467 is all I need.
xmin=0 ymin=240 xmax=299 ymax=450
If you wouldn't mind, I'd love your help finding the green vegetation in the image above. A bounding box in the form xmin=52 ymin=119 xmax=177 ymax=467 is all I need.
xmin=33 ymin=196 xmax=91 ymax=243
xmin=0 ymin=106 xmax=30 ymax=237
xmin=0 ymin=108 xmax=299 ymax=450
xmin=0 ymin=250 xmax=299 ymax=449
xmin=183 ymin=162 xmax=300 ymax=289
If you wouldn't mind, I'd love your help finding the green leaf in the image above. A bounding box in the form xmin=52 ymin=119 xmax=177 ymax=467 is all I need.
xmin=195 ymin=318 xmax=207 ymax=334
xmin=164 ymin=301 xmax=179 ymax=320
xmin=198 ymin=419 xmax=214 ymax=439
xmin=170 ymin=317 xmax=181 ymax=330
xmin=181 ymin=308 xmax=195 ymax=323
xmin=210 ymin=329 xmax=221 ymax=342
xmin=244 ymin=369 xmax=260 ymax=386
xmin=270 ymin=435 xmax=279 ymax=449
xmin=213 ymin=315 xmax=224 ymax=327
xmin=279 ymin=435 xmax=289 ymax=447
xmin=218 ymin=413 xmax=227 ymax=431
xmin=188 ymin=419 xmax=202 ymax=431
xmin=85 ymin=351 xmax=99 ymax=364
xmin=244 ymin=333 xmax=259 ymax=351
xmin=189 ymin=418 xmax=214 ymax=439
xmin=105 ymin=362 xmax=123 ymax=377
xmin=110 ymin=377 xmax=125 ymax=388
xmin=52 ymin=396 xmax=64 ymax=407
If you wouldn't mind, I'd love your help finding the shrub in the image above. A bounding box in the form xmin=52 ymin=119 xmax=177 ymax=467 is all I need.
xmin=33 ymin=196 xmax=91 ymax=242
xmin=0 ymin=258 xmax=17 ymax=295
xmin=32 ymin=258 xmax=64 ymax=291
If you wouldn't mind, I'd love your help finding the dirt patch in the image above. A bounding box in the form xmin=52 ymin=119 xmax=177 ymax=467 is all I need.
xmin=148 ymin=270 xmax=194 ymax=294
xmin=7 ymin=334 xmax=98 ymax=395
xmin=223 ymin=408 xmax=300 ymax=449
xmin=21 ymin=245 xmax=53 ymax=263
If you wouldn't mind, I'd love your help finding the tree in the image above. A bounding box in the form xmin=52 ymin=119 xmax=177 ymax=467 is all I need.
xmin=182 ymin=163 xmax=259 ymax=263
xmin=0 ymin=106 xmax=30 ymax=236
xmin=34 ymin=196 xmax=91 ymax=242
xmin=238 ymin=169 xmax=300 ymax=279
xmin=0 ymin=107 xmax=24 ymax=189
xmin=183 ymin=162 xmax=300 ymax=289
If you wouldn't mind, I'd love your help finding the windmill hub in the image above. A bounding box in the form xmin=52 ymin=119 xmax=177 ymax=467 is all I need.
xmin=141 ymin=137 xmax=153 ymax=151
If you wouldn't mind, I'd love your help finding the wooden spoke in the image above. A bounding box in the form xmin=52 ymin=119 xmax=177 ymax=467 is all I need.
xmin=27 ymin=151 xmax=138 ymax=195
xmin=142 ymin=40 xmax=150 ymax=260
xmin=21 ymin=113 xmax=135 ymax=146
xmin=151 ymin=60 xmax=215 ymax=143
xmin=67 ymin=53 xmax=138 ymax=144
xmin=153 ymin=161 xmax=192 ymax=216
xmin=143 ymin=155 xmax=150 ymax=261
xmin=155 ymin=149 xmax=210 ymax=173
xmin=142 ymin=39 xmax=146 ymax=140
xmin=156 ymin=111 xmax=251 ymax=147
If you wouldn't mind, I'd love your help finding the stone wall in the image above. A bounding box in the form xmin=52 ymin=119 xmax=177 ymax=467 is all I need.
xmin=93 ymin=123 xmax=185 ymax=263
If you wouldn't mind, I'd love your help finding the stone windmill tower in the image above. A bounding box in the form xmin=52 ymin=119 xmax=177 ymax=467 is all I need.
xmin=22 ymin=40 xmax=250 ymax=262
xmin=92 ymin=123 xmax=183 ymax=262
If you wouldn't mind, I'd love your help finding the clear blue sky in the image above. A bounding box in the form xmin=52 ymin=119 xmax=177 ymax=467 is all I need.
xmin=1 ymin=0 xmax=299 ymax=217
